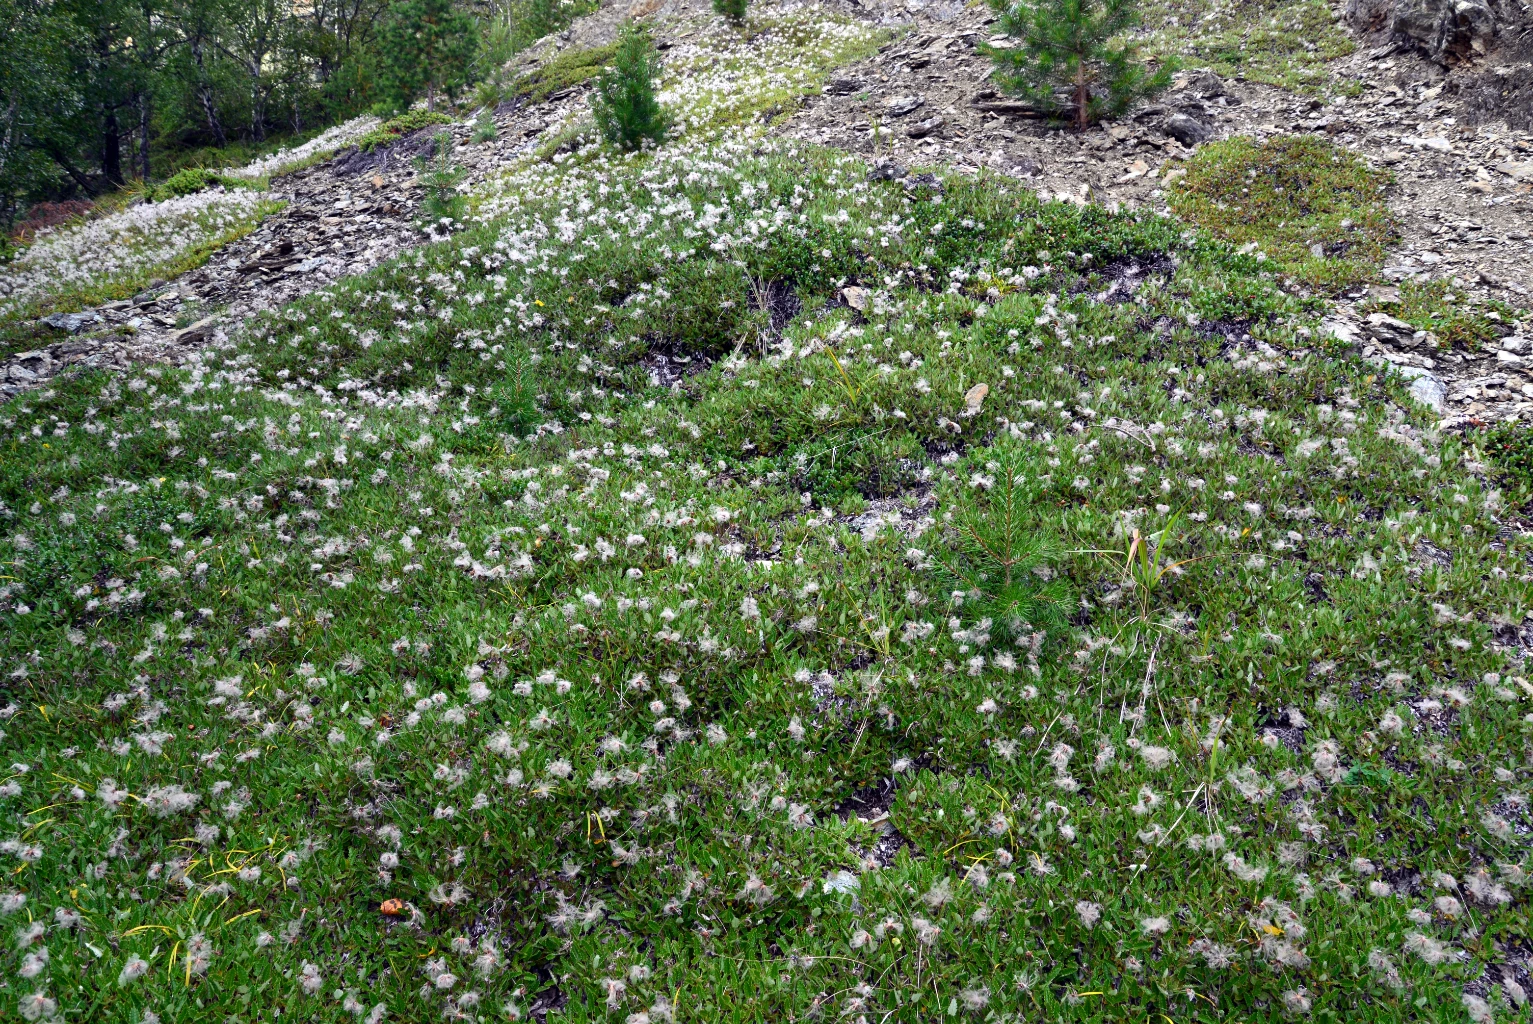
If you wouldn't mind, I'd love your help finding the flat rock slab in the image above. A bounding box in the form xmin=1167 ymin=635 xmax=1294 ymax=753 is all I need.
xmin=39 ymin=312 xmax=103 ymax=334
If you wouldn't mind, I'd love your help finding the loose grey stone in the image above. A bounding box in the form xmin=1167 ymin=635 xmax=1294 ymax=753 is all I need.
xmin=39 ymin=312 xmax=103 ymax=334
xmin=1364 ymin=312 xmax=1419 ymax=346
xmin=1403 ymin=368 xmax=1447 ymax=411
xmin=172 ymin=318 xmax=216 ymax=345
xmin=907 ymin=115 xmax=946 ymax=138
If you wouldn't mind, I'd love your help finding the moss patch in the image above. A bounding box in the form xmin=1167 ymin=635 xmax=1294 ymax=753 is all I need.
xmin=1169 ymin=134 xmax=1394 ymax=292
xmin=356 ymin=110 xmax=455 ymax=152
xmin=509 ymin=42 xmax=622 ymax=105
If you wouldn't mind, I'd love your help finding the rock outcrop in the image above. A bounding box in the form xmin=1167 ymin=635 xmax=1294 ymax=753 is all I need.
xmin=1346 ymin=0 xmax=1526 ymax=63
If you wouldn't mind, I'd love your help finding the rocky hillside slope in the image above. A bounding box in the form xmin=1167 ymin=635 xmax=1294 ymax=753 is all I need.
xmin=2 ymin=1 xmax=1533 ymax=1022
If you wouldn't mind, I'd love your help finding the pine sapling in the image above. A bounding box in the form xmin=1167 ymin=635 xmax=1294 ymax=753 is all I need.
xmin=378 ymin=0 xmax=482 ymax=113
xmin=932 ymin=449 xmax=1070 ymax=645
xmin=982 ymin=0 xmax=1172 ymax=130
xmin=591 ymin=21 xmax=670 ymax=151
xmin=713 ymin=0 xmax=748 ymax=22
xmin=415 ymin=131 xmax=467 ymax=231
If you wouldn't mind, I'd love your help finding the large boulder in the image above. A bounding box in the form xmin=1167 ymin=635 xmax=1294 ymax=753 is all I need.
xmin=1346 ymin=0 xmax=1522 ymax=61
xmin=1162 ymin=112 xmax=1211 ymax=146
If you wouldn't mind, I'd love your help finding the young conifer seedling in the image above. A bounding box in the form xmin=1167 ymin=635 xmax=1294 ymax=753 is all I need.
xmin=982 ymin=0 xmax=1171 ymax=130
xmin=591 ymin=21 xmax=671 ymax=151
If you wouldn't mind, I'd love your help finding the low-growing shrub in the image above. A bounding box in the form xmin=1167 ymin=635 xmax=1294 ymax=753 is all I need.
xmin=1169 ymin=134 xmax=1393 ymax=291
xmin=1361 ymin=278 xmax=1517 ymax=349
xmin=1481 ymin=420 xmax=1533 ymax=488
xmin=6 ymin=95 xmax=1526 ymax=1024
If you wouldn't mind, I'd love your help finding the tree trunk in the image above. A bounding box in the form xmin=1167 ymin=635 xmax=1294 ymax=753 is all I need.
xmin=427 ymin=80 xmax=437 ymax=112
xmin=1075 ymin=63 xmax=1088 ymax=131
xmin=251 ymin=77 xmax=267 ymax=142
xmin=139 ymin=94 xmax=152 ymax=182
xmin=41 ymin=143 xmax=99 ymax=196
xmin=0 ymin=100 xmax=22 ymax=227
xmin=191 ymin=40 xmax=227 ymax=145
xmin=102 ymin=111 xmax=124 ymax=188
xmin=138 ymin=0 xmax=159 ymax=181
xmin=240 ymin=26 xmax=270 ymax=141
xmin=200 ymin=84 xmax=226 ymax=145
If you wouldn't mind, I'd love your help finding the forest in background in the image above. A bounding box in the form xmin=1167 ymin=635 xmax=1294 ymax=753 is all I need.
xmin=0 ymin=0 xmax=580 ymax=228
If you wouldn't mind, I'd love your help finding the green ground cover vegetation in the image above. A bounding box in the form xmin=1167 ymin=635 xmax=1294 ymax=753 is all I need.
xmin=2 ymin=125 xmax=1529 ymax=1024
xmin=1169 ymin=135 xmax=1395 ymax=292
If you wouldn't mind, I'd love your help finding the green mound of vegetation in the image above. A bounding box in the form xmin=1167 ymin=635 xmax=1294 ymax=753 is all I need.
xmin=507 ymin=42 xmax=622 ymax=105
xmin=2 ymin=133 xmax=1529 ymax=1024
xmin=1169 ymin=134 xmax=1394 ymax=292
xmin=146 ymin=168 xmax=253 ymax=203
xmin=357 ymin=110 xmax=456 ymax=152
